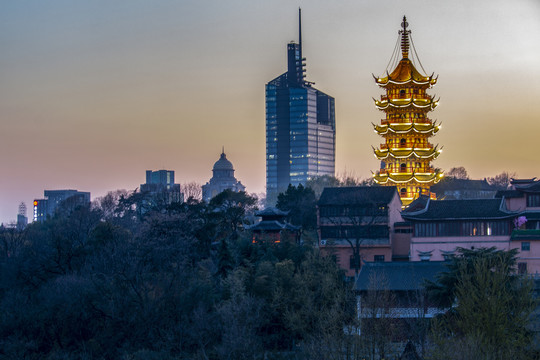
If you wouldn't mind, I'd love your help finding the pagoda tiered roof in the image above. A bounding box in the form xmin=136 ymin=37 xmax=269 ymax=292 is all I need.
xmin=374 ymin=96 xmax=439 ymax=110
xmin=373 ymin=58 xmax=437 ymax=87
xmin=373 ymin=169 xmax=443 ymax=185
xmin=374 ymin=59 xmax=437 ymax=87
xmin=373 ymin=121 xmax=440 ymax=135
xmin=373 ymin=145 xmax=441 ymax=161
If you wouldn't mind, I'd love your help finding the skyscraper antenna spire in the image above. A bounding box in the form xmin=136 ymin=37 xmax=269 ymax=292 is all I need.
xmin=298 ymin=8 xmax=302 ymax=61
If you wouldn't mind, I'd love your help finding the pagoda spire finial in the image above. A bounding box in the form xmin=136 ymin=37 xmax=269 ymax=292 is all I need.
xmin=399 ymin=15 xmax=410 ymax=59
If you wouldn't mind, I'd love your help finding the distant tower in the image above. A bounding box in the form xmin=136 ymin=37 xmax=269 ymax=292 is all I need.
xmin=372 ymin=16 xmax=443 ymax=206
xmin=265 ymin=8 xmax=335 ymax=204
xmin=17 ymin=202 xmax=28 ymax=230
xmin=18 ymin=202 xmax=27 ymax=217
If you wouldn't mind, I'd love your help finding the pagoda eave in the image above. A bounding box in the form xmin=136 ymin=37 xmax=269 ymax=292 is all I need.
xmin=374 ymin=99 xmax=438 ymax=110
xmin=373 ymin=172 xmax=443 ymax=184
xmin=373 ymin=123 xmax=440 ymax=135
xmin=375 ymin=78 xmax=437 ymax=87
xmin=373 ymin=150 xmax=441 ymax=161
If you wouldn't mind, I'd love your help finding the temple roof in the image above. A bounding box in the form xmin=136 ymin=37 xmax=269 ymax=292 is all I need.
xmin=255 ymin=207 xmax=289 ymax=217
xmin=402 ymin=198 xmax=517 ymax=220
xmin=354 ymin=261 xmax=446 ymax=291
xmin=373 ymin=122 xmax=440 ymax=135
xmin=373 ymin=171 xmax=443 ymax=185
xmin=511 ymin=178 xmax=540 ymax=193
xmin=375 ymin=59 xmax=437 ymax=87
xmin=373 ymin=146 xmax=441 ymax=160
xmin=431 ymin=178 xmax=497 ymax=193
xmin=248 ymin=220 xmax=299 ymax=232
xmin=318 ymin=186 xmax=397 ymax=206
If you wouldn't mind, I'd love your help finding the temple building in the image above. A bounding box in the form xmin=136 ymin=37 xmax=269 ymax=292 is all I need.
xmin=202 ymin=150 xmax=245 ymax=202
xmin=372 ymin=16 xmax=443 ymax=206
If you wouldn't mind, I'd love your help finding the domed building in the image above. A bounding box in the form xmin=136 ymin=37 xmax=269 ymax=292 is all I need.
xmin=202 ymin=150 xmax=246 ymax=202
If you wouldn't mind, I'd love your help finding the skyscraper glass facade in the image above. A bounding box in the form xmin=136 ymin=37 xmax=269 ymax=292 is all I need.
xmin=266 ymin=12 xmax=335 ymax=203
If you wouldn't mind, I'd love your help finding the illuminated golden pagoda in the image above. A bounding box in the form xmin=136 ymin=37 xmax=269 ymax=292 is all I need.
xmin=372 ymin=16 xmax=443 ymax=206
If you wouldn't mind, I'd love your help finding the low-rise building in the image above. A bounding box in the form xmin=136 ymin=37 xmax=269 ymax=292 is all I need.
xmin=317 ymin=186 xmax=404 ymax=278
xmin=248 ymin=207 xmax=300 ymax=244
xmin=402 ymin=178 xmax=540 ymax=274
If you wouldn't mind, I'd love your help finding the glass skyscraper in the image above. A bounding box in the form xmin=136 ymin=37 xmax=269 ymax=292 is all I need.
xmin=266 ymin=9 xmax=335 ymax=204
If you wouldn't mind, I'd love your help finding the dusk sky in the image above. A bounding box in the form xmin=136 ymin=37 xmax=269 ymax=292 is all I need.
xmin=1 ymin=0 xmax=539 ymax=224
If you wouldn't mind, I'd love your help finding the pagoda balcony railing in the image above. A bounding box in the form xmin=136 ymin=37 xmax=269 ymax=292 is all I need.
xmin=379 ymin=143 xmax=434 ymax=150
xmin=379 ymin=167 xmax=435 ymax=175
xmin=381 ymin=118 xmax=432 ymax=125
xmin=381 ymin=94 xmax=431 ymax=101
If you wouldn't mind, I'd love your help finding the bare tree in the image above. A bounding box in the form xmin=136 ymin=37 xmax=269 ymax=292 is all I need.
xmin=92 ymin=189 xmax=130 ymax=220
xmin=182 ymin=182 xmax=202 ymax=201
xmin=324 ymin=203 xmax=388 ymax=278
xmin=358 ymin=271 xmax=398 ymax=360
xmin=487 ymin=171 xmax=516 ymax=190
xmin=446 ymin=166 xmax=469 ymax=180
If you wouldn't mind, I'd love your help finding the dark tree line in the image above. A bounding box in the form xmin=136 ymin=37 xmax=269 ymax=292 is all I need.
xmin=0 ymin=189 xmax=353 ymax=359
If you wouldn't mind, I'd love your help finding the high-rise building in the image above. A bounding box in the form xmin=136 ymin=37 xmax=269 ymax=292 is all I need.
xmin=140 ymin=170 xmax=182 ymax=205
xmin=265 ymin=9 xmax=335 ymax=204
xmin=372 ymin=16 xmax=443 ymax=206
xmin=202 ymin=150 xmax=245 ymax=202
xmin=17 ymin=202 xmax=27 ymax=230
xmin=33 ymin=189 xmax=91 ymax=222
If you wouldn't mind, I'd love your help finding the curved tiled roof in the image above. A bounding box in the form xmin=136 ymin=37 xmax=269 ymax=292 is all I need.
xmin=354 ymin=261 xmax=447 ymax=291
xmin=402 ymin=198 xmax=517 ymax=220
xmin=255 ymin=207 xmax=289 ymax=217
xmin=375 ymin=59 xmax=437 ymax=87
xmin=247 ymin=220 xmax=299 ymax=232
xmin=318 ymin=186 xmax=397 ymax=206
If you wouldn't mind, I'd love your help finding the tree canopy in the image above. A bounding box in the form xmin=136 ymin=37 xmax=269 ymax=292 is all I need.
xmin=0 ymin=191 xmax=353 ymax=359
xmin=427 ymin=247 xmax=537 ymax=360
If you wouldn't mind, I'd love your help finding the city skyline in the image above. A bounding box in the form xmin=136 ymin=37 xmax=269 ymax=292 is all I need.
xmin=1 ymin=0 xmax=540 ymax=223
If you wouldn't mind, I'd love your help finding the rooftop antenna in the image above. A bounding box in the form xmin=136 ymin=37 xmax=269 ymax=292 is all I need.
xmin=298 ymin=7 xmax=302 ymax=61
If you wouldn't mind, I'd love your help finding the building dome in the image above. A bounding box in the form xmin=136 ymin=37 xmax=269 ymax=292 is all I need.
xmin=213 ymin=151 xmax=234 ymax=171
xmin=202 ymin=150 xmax=245 ymax=202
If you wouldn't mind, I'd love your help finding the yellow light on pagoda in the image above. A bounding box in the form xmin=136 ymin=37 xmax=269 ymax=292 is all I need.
xmin=370 ymin=16 xmax=442 ymax=207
